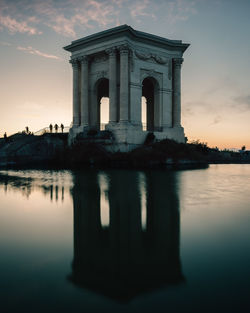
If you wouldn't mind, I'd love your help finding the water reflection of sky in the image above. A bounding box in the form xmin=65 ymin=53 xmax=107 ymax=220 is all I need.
xmin=0 ymin=165 xmax=250 ymax=312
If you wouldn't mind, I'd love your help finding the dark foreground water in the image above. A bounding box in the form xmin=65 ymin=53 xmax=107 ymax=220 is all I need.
xmin=0 ymin=165 xmax=250 ymax=313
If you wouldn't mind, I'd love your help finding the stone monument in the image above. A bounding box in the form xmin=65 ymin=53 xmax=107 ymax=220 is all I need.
xmin=64 ymin=25 xmax=189 ymax=151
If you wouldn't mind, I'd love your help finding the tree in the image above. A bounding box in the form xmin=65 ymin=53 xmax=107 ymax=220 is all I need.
xmin=241 ymin=145 xmax=246 ymax=151
xmin=25 ymin=126 xmax=29 ymax=134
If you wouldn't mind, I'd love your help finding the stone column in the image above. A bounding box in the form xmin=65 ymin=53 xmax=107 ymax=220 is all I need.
xmin=119 ymin=45 xmax=130 ymax=123
xmin=172 ymin=58 xmax=183 ymax=127
xmin=80 ymin=56 xmax=89 ymax=128
xmin=70 ymin=59 xmax=80 ymax=126
xmin=162 ymin=88 xmax=172 ymax=128
xmin=106 ymin=47 xmax=117 ymax=124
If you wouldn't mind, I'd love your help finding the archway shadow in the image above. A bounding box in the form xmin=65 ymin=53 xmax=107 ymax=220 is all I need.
xmin=142 ymin=77 xmax=160 ymax=131
xmin=68 ymin=169 xmax=185 ymax=301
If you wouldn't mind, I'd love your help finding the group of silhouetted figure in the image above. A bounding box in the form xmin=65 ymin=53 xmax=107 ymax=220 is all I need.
xmin=49 ymin=123 xmax=64 ymax=133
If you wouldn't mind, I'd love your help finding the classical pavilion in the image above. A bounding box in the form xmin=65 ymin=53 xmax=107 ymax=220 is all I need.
xmin=64 ymin=25 xmax=189 ymax=151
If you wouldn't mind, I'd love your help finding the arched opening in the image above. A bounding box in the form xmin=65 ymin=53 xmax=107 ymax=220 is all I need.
xmin=141 ymin=77 xmax=159 ymax=131
xmin=96 ymin=78 xmax=109 ymax=130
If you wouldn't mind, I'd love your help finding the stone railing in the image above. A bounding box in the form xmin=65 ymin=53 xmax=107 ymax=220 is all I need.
xmin=34 ymin=126 xmax=70 ymax=136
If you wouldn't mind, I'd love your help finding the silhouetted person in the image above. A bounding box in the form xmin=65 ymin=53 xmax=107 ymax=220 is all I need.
xmin=25 ymin=126 xmax=29 ymax=134
xmin=4 ymin=132 xmax=7 ymax=142
xmin=54 ymin=124 xmax=58 ymax=133
xmin=60 ymin=123 xmax=64 ymax=133
xmin=49 ymin=124 xmax=53 ymax=133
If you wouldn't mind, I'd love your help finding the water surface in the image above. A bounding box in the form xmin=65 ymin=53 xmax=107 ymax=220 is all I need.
xmin=0 ymin=165 xmax=250 ymax=312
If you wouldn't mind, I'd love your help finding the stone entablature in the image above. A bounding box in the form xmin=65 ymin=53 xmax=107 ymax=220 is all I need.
xmin=64 ymin=25 xmax=189 ymax=150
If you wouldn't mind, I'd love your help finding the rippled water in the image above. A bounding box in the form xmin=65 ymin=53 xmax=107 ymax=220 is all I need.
xmin=0 ymin=165 xmax=250 ymax=313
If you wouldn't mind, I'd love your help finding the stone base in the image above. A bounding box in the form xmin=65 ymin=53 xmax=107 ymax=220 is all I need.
xmin=68 ymin=123 xmax=186 ymax=152
xmin=155 ymin=126 xmax=185 ymax=143
xmin=105 ymin=121 xmax=142 ymax=131
xmin=68 ymin=125 xmax=89 ymax=145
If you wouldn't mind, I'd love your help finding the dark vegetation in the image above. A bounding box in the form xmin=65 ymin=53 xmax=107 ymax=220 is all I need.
xmin=55 ymin=136 xmax=250 ymax=169
xmin=0 ymin=131 xmax=249 ymax=169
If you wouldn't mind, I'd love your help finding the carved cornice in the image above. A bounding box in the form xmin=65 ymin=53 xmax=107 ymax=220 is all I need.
xmin=135 ymin=50 xmax=168 ymax=64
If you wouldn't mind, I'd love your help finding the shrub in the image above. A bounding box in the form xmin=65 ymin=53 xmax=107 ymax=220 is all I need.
xmin=144 ymin=132 xmax=155 ymax=145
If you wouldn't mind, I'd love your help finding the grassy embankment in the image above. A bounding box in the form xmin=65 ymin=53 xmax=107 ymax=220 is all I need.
xmin=0 ymin=132 xmax=249 ymax=169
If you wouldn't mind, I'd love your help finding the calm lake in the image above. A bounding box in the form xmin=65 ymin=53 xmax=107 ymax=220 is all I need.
xmin=0 ymin=165 xmax=250 ymax=313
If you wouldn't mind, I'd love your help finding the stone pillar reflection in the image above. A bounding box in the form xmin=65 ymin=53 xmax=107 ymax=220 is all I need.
xmin=106 ymin=47 xmax=117 ymax=123
xmin=70 ymin=59 xmax=80 ymax=126
xmin=173 ymin=58 xmax=183 ymax=127
xmin=119 ymin=45 xmax=129 ymax=122
xmin=80 ymin=56 xmax=89 ymax=127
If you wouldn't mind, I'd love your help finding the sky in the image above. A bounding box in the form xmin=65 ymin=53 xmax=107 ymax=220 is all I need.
xmin=0 ymin=0 xmax=250 ymax=149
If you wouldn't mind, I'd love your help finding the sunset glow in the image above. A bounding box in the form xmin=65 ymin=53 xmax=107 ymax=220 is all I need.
xmin=0 ymin=0 xmax=249 ymax=149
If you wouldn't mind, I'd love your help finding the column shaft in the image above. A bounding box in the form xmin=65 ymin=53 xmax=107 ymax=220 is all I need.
xmin=173 ymin=58 xmax=183 ymax=127
xmin=80 ymin=56 xmax=89 ymax=127
xmin=71 ymin=59 xmax=80 ymax=126
xmin=107 ymin=49 xmax=117 ymax=123
xmin=119 ymin=46 xmax=129 ymax=122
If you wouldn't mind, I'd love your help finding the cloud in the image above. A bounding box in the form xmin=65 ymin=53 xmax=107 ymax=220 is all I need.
xmin=0 ymin=13 xmax=42 ymax=35
xmin=183 ymin=105 xmax=195 ymax=117
xmin=17 ymin=46 xmax=61 ymax=60
xmin=130 ymin=0 xmax=155 ymax=19
xmin=24 ymin=0 xmax=121 ymax=37
xmin=233 ymin=95 xmax=250 ymax=110
xmin=0 ymin=0 xmax=199 ymax=38
xmin=209 ymin=115 xmax=222 ymax=126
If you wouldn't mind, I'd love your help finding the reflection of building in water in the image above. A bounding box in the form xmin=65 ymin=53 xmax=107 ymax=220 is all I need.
xmin=69 ymin=170 xmax=184 ymax=300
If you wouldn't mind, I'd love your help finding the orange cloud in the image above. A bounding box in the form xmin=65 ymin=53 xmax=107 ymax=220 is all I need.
xmin=17 ymin=46 xmax=61 ymax=60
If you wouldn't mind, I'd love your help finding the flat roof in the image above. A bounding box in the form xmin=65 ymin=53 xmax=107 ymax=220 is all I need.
xmin=64 ymin=24 xmax=189 ymax=52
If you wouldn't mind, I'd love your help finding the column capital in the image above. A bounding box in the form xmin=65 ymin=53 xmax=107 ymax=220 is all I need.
xmin=173 ymin=58 xmax=184 ymax=67
xmin=69 ymin=58 xmax=79 ymax=67
xmin=79 ymin=55 xmax=89 ymax=64
xmin=118 ymin=44 xmax=130 ymax=54
xmin=105 ymin=47 xmax=117 ymax=57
